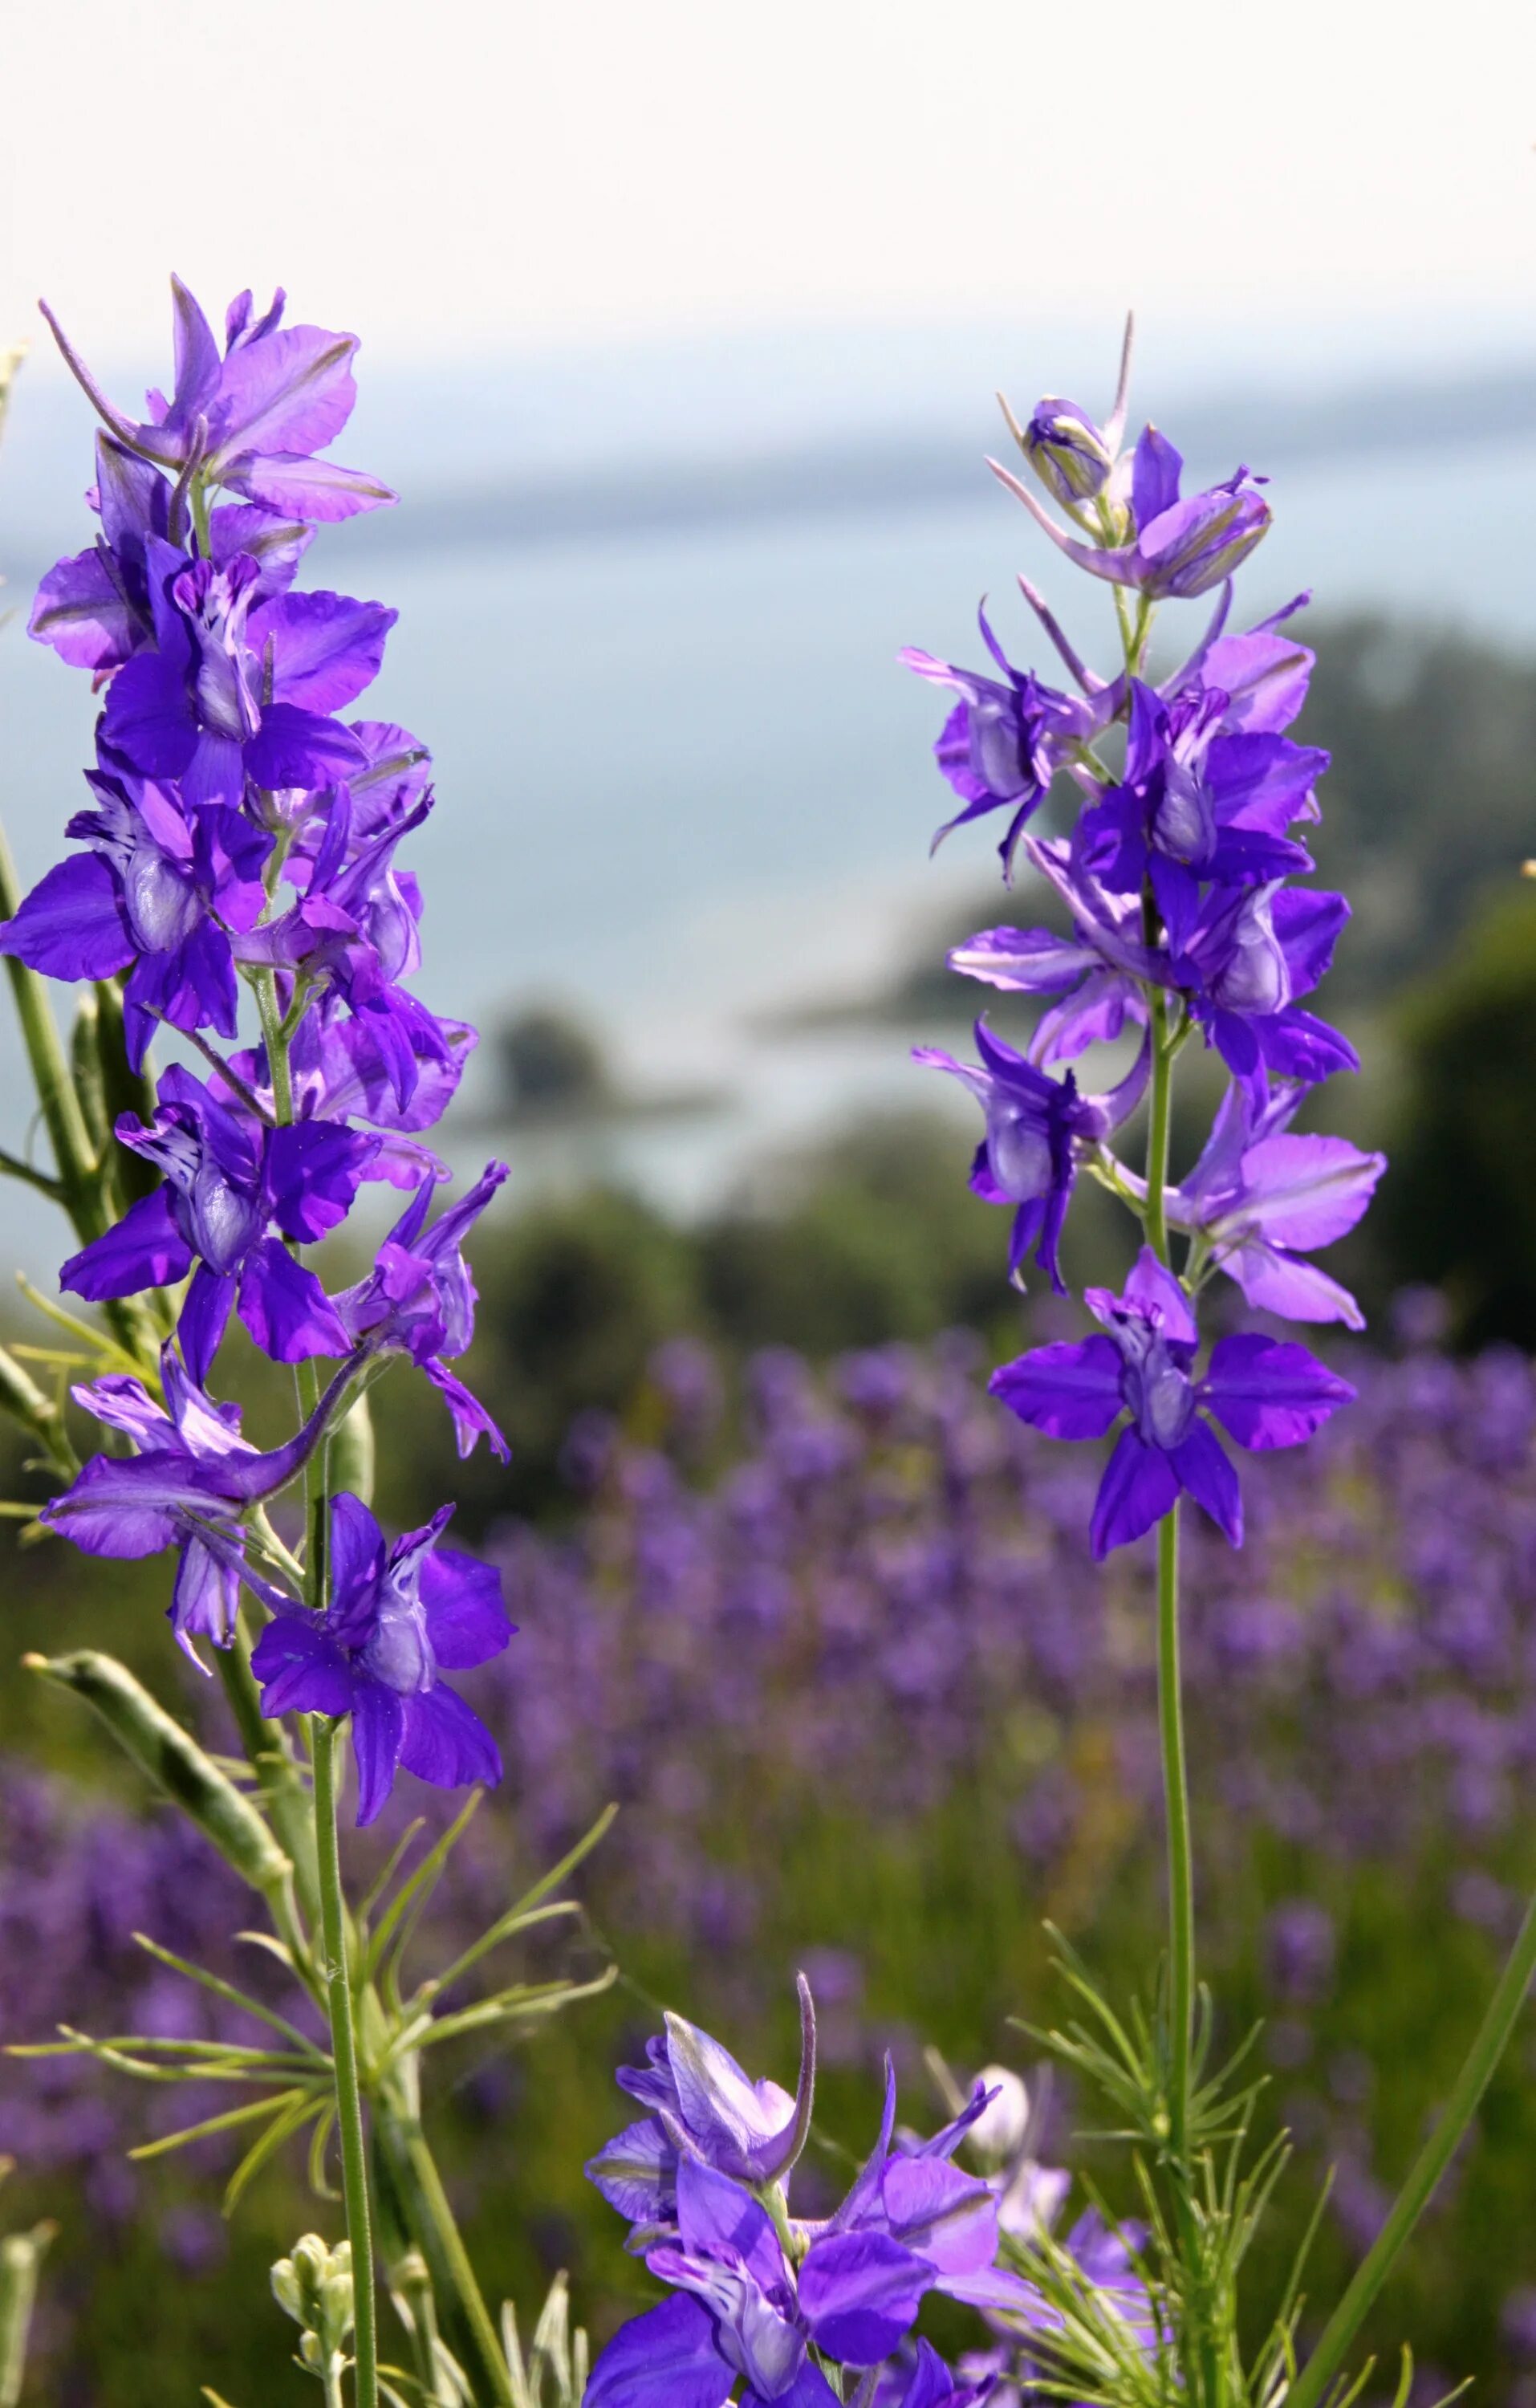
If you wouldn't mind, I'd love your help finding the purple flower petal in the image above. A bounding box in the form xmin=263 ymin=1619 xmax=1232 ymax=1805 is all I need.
xmin=29 ymin=547 xmax=140 ymax=672
xmin=1202 ymin=1334 xmax=1356 ymax=1452
xmin=1169 ymin=1422 xmax=1243 ymax=1545
xmin=266 ymin=1121 xmax=380 ymax=1243
xmin=350 ymin=1682 xmax=405 ymax=1825
xmin=60 ymin=1187 xmax=193 ymax=1301
xmin=178 ymin=1265 xmax=238 ymax=1386
xmin=422 ymin=1359 xmax=511 ymax=1462
xmin=0 ymin=852 xmax=133 ymax=980
xmin=419 ymin=1547 xmax=514 ymax=1669
xmin=256 ymin=589 xmax=396 ymax=714
xmin=798 ymin=2229 xmax=931 ymax=2367
xmin=1090 ymin=1427 xmax=1180 ymax=1559
xmin=584 ymin=2295 xmax=733 ymax=2408
xmin=250 ymin=1613 xmax=355 ymax=1720
xmin=236 ymin=1238 xmax=351 ymax=1363
xmin=989 ymin=1337 xmax=1124 ymax=1440
xmin=398 ymin=1684 xmax=502 ymax=1793
xmin=583 ymin=2116 xmax=679 ymax=2223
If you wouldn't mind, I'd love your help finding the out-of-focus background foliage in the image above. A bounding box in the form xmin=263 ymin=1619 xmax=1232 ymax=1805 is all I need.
xmin=5 ymin=0 xmax=1536 ymax=2398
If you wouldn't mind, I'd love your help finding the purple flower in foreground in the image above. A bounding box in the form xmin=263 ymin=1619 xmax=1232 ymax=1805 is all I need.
xmin=39 ymin=1347 xmax=355 ymax=1645
xmin=217 ymin=997 xmax=475 ymax=1190
xmin=994 ymin=425 xmax=1270 ymax=601
xmin=30 ymin=429 xmax=312 ymax=679
xmin=0 ymin=760 xmax=272 ymax=1066
xmin=332 ymin=1164 xmax=510 ymax=1458
xmin=42 ymin=277 xmax=395 ymax=521
xmin=899 ymin=608 xmax=1103 ymax=873
xmin=1072 ymin=677 xmax=1323 ymax=951
xmin=100 ymin=537 xmax=392 ymax=808
xmin=914 ymin=1023 xmax=1150 ymax=1293
xmin=1162 ymin=1080 xmax=1386 ymax=1328
xmin=947 ymin=833 xmax=1161 ymax=1066
xmin=989 ymin=1248 xmax=1354 ymax=1556
xmin=250 ymin=1494 xmax=511 ymax=1824
xmin=59 ymin=1064 xmax=377 ymax=1381
xmin=1172 ymin=880 xmax=1359 ymax=1090
xmin=588 ymin=1975 xmax=816 ymax=2220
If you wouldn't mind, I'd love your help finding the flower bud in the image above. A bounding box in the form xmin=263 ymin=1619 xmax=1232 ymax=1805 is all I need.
xmin=966 ymin=2065 xmax=1031 ymax=2166
xmin=273 ymin=2234 xmax=354 ymax=2376
xmin=1144 ymin=483 xmax=1271 ymax=600
xmin=1022 ymin=398 xmax=1113 ymax=505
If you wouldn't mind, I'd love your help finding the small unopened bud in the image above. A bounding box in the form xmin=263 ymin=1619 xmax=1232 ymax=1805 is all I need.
xmin=272 ymin=2233 xmax=354 ymax=2377
xmin=1019 ymin=397 xmax=1113 ymax=506
xmin=967 ymin=2065 xmax=1031 ymax=2166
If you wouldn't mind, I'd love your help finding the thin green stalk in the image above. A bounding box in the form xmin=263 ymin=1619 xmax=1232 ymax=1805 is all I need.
xmin=214 ymin=1637 xmax=322 ymax=1966
xmin=0 ymin=822 xmax=101 ymax=1228
xmin=374 ymin=2095 xmax=514 ymax=2408
xmin=313 ymin=1718 xmax=380 ymax=2408
xmin=0 ymin=816 xmax=163 ymax=1369
xmin=1156 ymin=1503 xmax=1193 ymax=2158
xmin=1289 ymin=1881 xmax=1536 ymax=2408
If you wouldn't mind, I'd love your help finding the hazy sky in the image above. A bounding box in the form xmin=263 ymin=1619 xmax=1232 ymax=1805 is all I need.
xmin=3 ymin=0 xmax=1534 ymax=368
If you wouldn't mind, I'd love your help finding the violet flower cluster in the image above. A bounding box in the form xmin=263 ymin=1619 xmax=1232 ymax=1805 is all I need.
xmin=580 ymin=1983 xmax=1148 ymax=2406
xmin=3 ymin=281 xmax=513 ymax=1820
xmin=902 ymin=324 xmax=1381 ymax=1556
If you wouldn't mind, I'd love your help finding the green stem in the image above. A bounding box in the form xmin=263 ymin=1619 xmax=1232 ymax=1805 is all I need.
xmin=0 ymin=818 xmax=162 ymax=1370
xmin=313 ymin=1718 xmax=380 ymax=2408
xmin=1156 ymin=1503 xmax=1193 ymax=2158
xmin=323 ymin=2354 xmax=347 ymax=2408
xmin=374 ymin=2094 xmax=515 ymax=2408
xmin=1144 ymin=999 xmax=1174 ymax=1267
xmin=1289 ymin=1883 xmax=1536 ymax=2408
xmin=214 ymin=1637 xmax=322 ymax=1968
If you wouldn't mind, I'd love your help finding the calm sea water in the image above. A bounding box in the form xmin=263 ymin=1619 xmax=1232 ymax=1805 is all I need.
xmin=1 ymin=430 xmax=1533 ymax=1271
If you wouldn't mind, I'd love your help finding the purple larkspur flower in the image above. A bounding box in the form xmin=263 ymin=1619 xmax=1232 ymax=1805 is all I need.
xmin=584 ymin=1993 xmax=1029 ymax=2395
xmin=989 ymin=1248 xmax=1355 ymax=1556
xmin=30 ymin=429 xmax=311 ymax=679
xmin=1160 ymin=1080 xmax=1386 ymax=1328
xmin=232 ymin=779 xmax=437 ymax=1107
xmin=51 ymin=1346 xmax=326 ymax=1661
xmin=39 ymin=1344 xmax=355 ymax=1633
xmin=41 ymin=278 xmax=395 ymax=521
xmin=588 ymin=1975 xmax=816 ymax=2221
xmin=59 ymin=1064 xmax=377 ymax=1381
xmin=99 ymin=535 xmax=392 ymax=808
xmin=1171 ymin=879 xmax=1358 ymax=1089
xmin=899 ymin=606 xmax=1106 ymax=873
xmin=331 ymin=1164 xmax=510 ymax=1458
xmin=1072 ymin=676 xmax=1324 ymax=950
xmin=250 ymin=1493 xmax=511 ymax=1824
xmin=947 ymin=832 xmax=1162 ymax=1065
xmin=994 ymin=425 xmax=1270 ymax=600
xmin=914 ymin=1022 xmax=1150 ymax=1292
xmin=0 ymin=757 xmax=271 ymax=1066
xmin=213 ymin=995 xmax=475 ymax=1191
